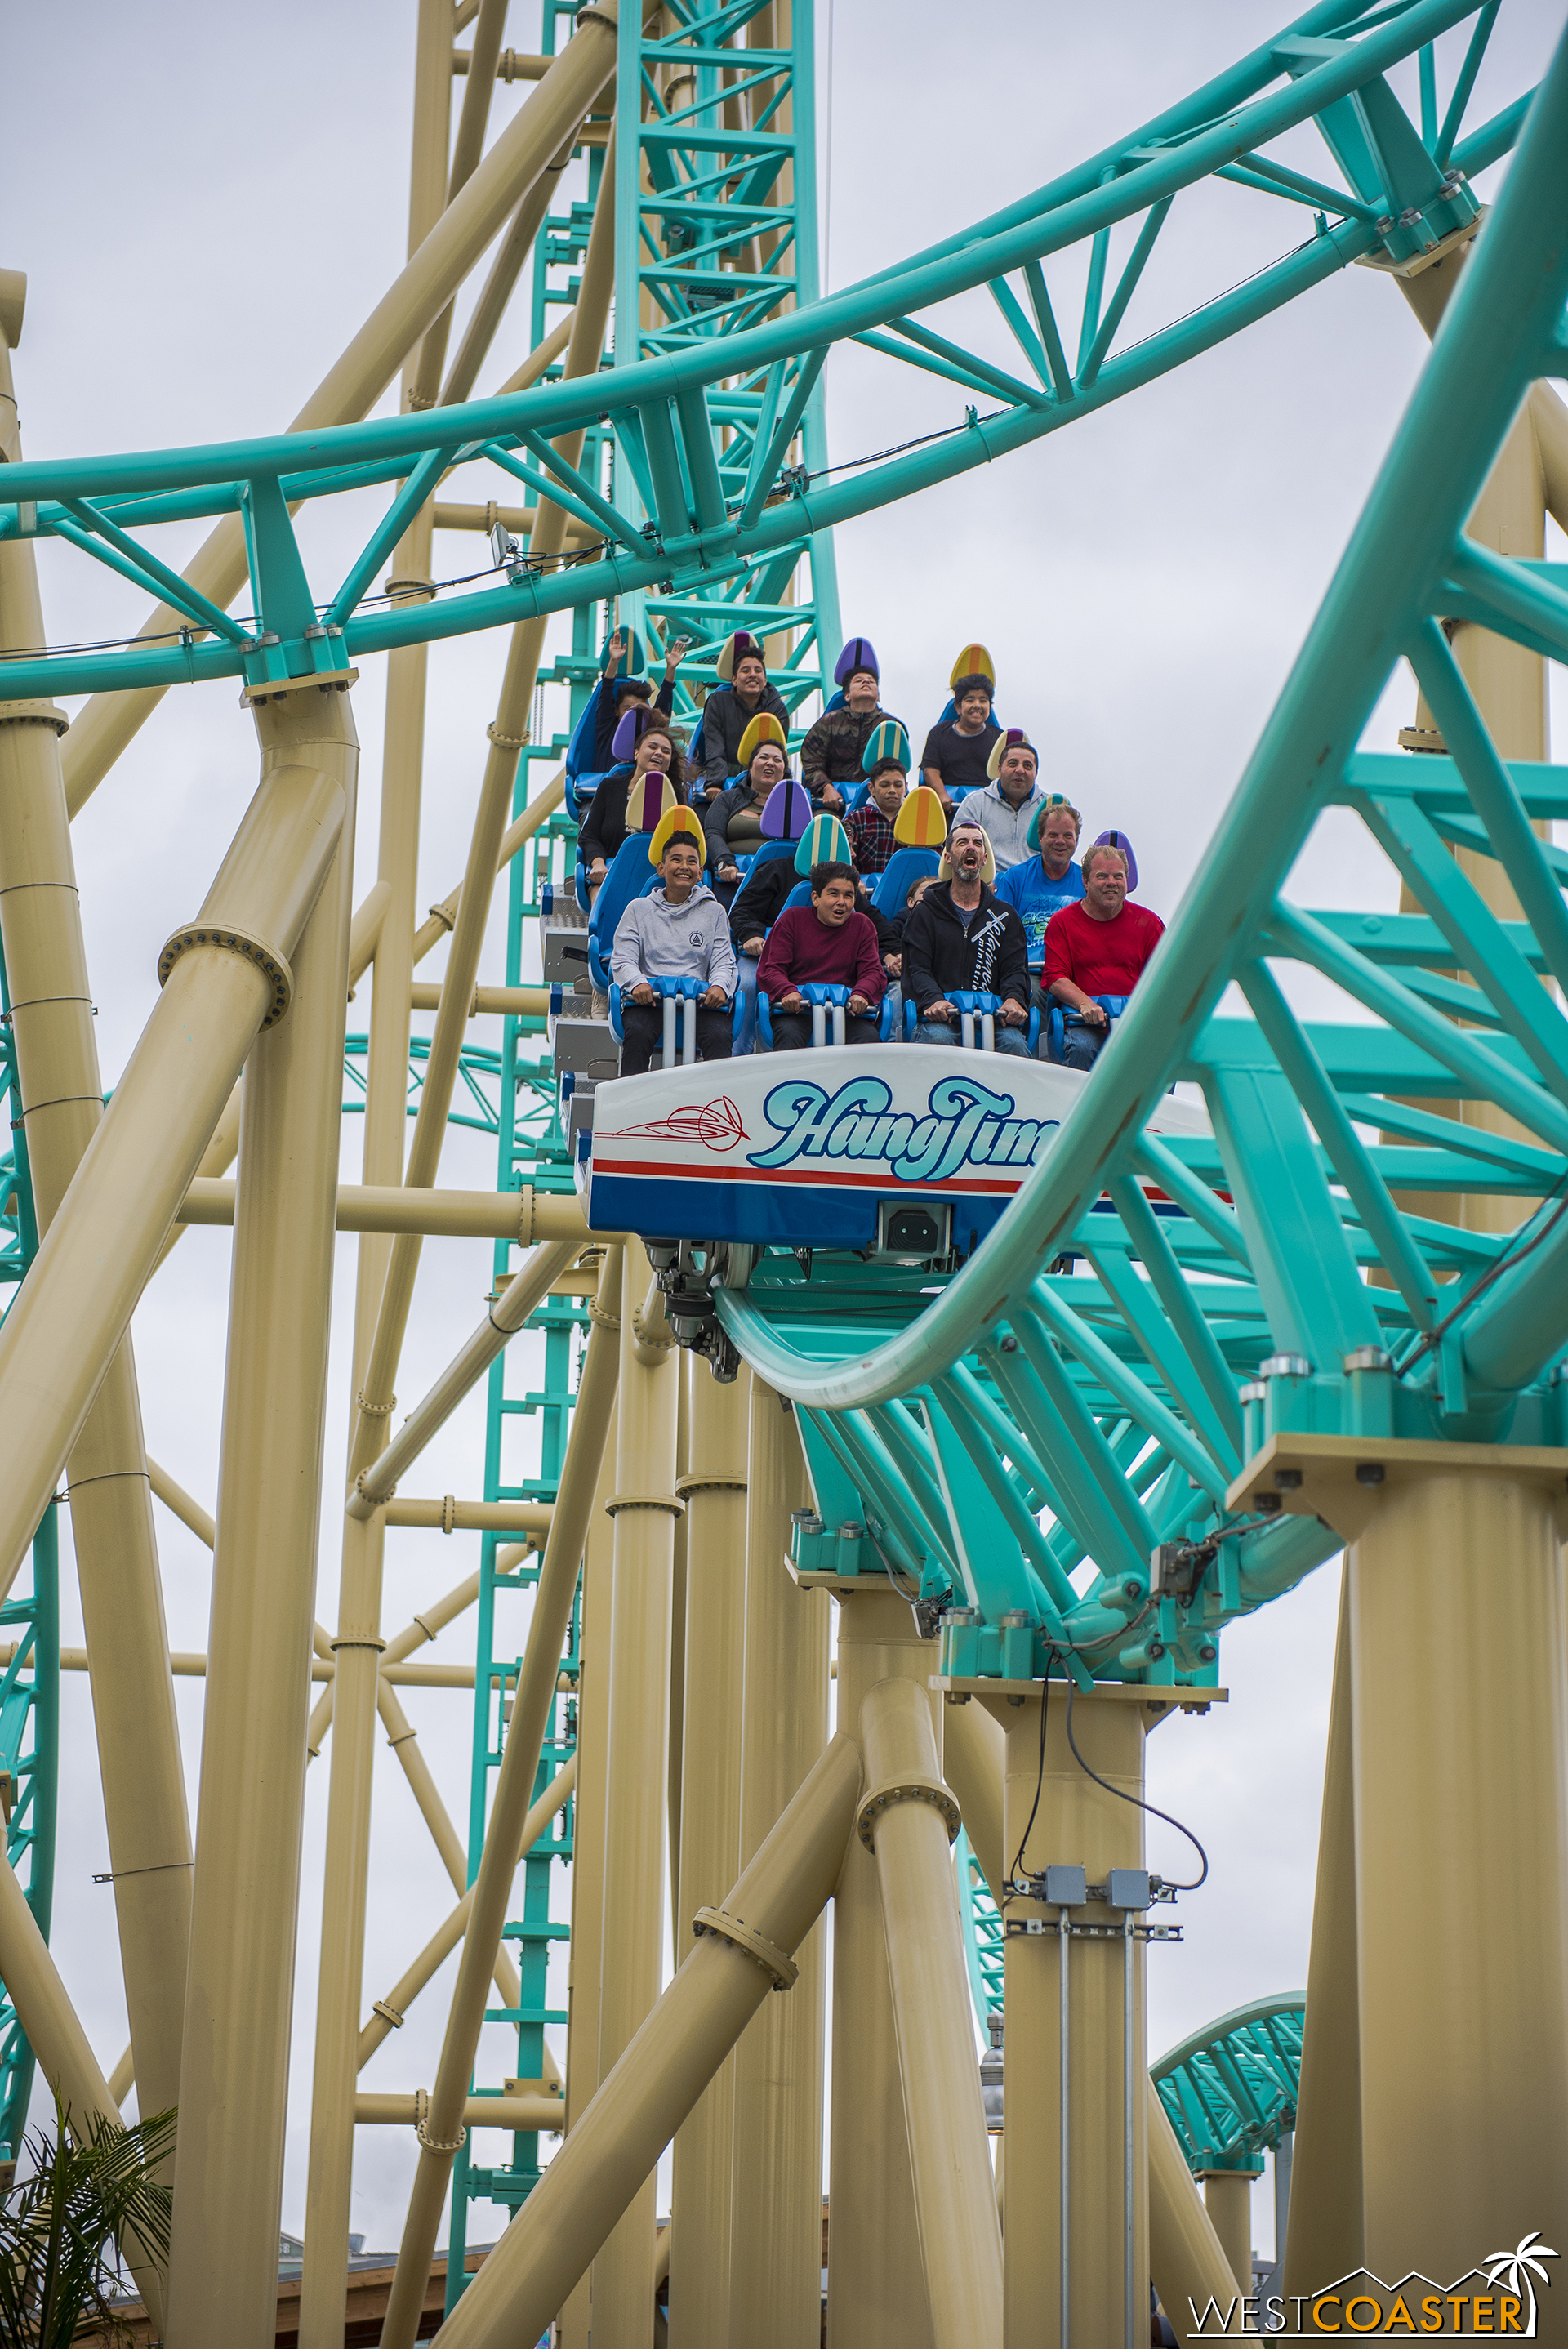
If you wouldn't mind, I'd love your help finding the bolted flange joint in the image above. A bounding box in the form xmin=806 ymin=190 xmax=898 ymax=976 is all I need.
xmin=158 ymin=922 xmax=292 ymax=1028
xmin=856 ymin=1771 xmax=961 ymax=1854
xmin=692 ymin=1904 xmax=797 ymax=1992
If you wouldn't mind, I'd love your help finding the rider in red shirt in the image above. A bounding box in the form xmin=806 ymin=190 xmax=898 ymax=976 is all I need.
xmin=1042 ymin=841 xmax=1163 ymax=1069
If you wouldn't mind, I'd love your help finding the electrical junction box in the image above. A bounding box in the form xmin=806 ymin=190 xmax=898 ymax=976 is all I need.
xmin=1043 ymin=1865 xmax=1087 ymax=1908
xmin=1107 ymin=1868 xmax=1152 ymax=1912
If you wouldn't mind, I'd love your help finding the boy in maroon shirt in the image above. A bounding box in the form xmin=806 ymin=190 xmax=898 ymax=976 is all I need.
xmin=1042 ymin=841 xmax=1163 ymax=1069
xmin=756 ymin=861 xmax=886 ymax=1049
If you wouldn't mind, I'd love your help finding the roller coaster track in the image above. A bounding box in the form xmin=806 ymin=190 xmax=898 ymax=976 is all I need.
xmin=713 ymin=43 xmax=1568 ymax=1693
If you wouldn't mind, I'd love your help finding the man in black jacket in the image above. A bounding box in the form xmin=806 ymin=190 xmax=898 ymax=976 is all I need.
xmin=901 ymin=813 xmax=1032 ymax=1056
xmin=701 ymin=632 xmax=791 ymax=788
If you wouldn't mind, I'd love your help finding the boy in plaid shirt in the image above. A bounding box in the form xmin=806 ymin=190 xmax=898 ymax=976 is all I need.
xmin=845 ymin=757 xmax=910 ymax=876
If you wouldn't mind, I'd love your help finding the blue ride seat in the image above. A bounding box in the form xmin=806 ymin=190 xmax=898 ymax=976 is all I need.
xmin=757 ymin=981 xmax=894 ymax=1050
xmin=904 ymin=987 xmax=1040 ymax=1052
xmin=1042 ymin=992 xmax=1129 ymax=1063
xmin=608 ymin=974 xmax=746 ymax=1067
xmin=870 ymin=845 xmax=940 ymax=916
xmin=586 ymin=835 xmax=662 ymax=991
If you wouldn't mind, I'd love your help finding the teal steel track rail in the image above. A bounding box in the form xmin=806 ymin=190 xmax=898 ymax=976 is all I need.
xmin=0 ymin=5 xmax=1527 ymax=710
xmin=713 ymin=32 xmax=1568 ymax=1689
xmin=0 ymin=945 xmax=60 ymax=2161
xmin=1153 ymin=1995 xmax=1304 ymax=2175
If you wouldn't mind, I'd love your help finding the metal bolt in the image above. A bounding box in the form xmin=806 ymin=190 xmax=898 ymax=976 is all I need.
xmin=1355 ymin=1462 xmax=1386 ymax=1487
xmin=1256 ymin=1492 xmax=1282 ymax=1517
xmin=1260 ymin=1354 xmax=1312 ymax=1380
xmin=1273 ymin=1468 xmax=1303 ymax=1491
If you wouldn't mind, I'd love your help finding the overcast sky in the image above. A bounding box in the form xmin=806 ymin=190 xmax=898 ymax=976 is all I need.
xmin=4 ymin=0 xmax=1565 ymax=2267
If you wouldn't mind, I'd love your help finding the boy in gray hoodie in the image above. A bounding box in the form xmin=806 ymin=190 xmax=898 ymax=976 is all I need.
xmin=609 ymin=831 xmax=739 ymax=1075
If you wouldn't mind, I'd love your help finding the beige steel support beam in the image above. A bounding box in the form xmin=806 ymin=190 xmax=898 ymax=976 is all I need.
xmin=348 ymin=127 xmax=619 ymax=1488
xmin=1281 ymin=1578 xmax=1361 ymax=2293
xmin=377 ymin=1246 xmax=622 ymax=2349
xmin=859 ymin=1677 xmax=1002 ymax=2349
xmin=669 ymin=1362 xmax=750 ymax=2347
xmin=442 ymin=215 xmax=576 ymax=406
xmin=728 ymin=1376 xmax=831 ymax=2349
xmin=372 ymin=1671 xmax=523 ymax=2015
xmin=304 ymin=1571 xmax=486 ymax=1758
xmin=147 ymin=1076 xmax=244 ymax=1277
xmin=8 ymin=1643 xmax=518 ymax=1691
xmin=165 ymin=693 xmax=358 ymax=2347
xmin=349 ymin=1238 xmax=579 ymax=1516
xmin=432 ymin=501 xmax=597 ymax=542
xmin=452 ymin=45 xmax=552 ymax=77
xmin=1200 ymin=2174 xmax=1254 ymax=2298
xmin=346 ymin=876 xmax=391 ymax=991
xmin=1147 ymin=2089 xmax=1242 ymax=2320
xmin=0 ymin=1855 xmax=167 ymax=2332
xmin=0 ymin=292 xmax=194 ymax=2137
xmin=145 ymin=1455 xmax=215 ymax=1548
xmin=380 ymin=1496 xmax=553 ymax=1535
xmin=586 ymin=1240 xmax=679 ymax=2349
xmin=1343 ymin=1464 xmax=1568 ymax=2272
xmin=430 ymin=1732 xmax=865 ymax=2349
xmin=355 ymin=2091 xmax=564 ymax=2131
xmin=828 ymin=1589 xmax=938 ymax=2349
xmin=298 ymin=40 xmax=452 ymax=2300
xmin=356 ymin=1755 xmax=576 ymax=2070
xmin=408 ymin=980 xmax=551 ymax=1016
xmin=411 ymin=766 xmax=566 ymax=967
xmin=993 ymin=1685 xmax=1151 ymax=2348
xmin=0 ymin=689 xmax=350 ymax=1598
xmin=411 ymin=0 xmax=512 ymax=406
xmin=60 ymin=3 xmax=620 ymax=813
xmin=558 ymin=1415 xmax=621 ymax=2349
xmin=177 ymin=1174 xmax=586 ymax=1241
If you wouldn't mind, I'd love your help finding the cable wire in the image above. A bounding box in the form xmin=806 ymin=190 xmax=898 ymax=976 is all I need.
xmin=1064 ymin=1675 xmax=1208 ymax=1892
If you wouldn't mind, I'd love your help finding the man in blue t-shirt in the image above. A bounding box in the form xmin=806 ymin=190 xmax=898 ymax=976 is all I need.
xmin=995 ymin=796 xmax=1085 ymax=970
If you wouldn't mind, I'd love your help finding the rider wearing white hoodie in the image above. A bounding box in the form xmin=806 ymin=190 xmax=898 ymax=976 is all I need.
xmin=609 ymin=831 xmax=739 ymax=1075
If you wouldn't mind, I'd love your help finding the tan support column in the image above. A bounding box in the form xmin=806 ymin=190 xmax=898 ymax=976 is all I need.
xmin=432 ymin=1732 xmax=863 ymax=2349
xmin=858 ymin=1676 xmax=1003 ymax=2349
xmin=670 ymin=1363 xmax=751 ymax=2348
xmin=164 ymin=695 xmax=358 ymax=2347
xmin=1348 ymin=1465 xmax=1568 ymax=2271
xmin=996 ymin=1685 xmax=1149 ymax=2348
xmin=1281 ymin=1579 xmax=1362 ymax=2293
xmin=0 ymin=292 xmax=193 ymax=2130
xmin=377 ymin=1250 xmax=622 ymax=2349
xmin=558 ymin=1407 xmax=620 ymax=2349
xmin=588 ymin=1241 xmax=679 ymax=2348
xmin=295 ymin=28 xmax=447 ymax=2327
xmin=1200 ymin=2174 xmax=1253 ymax=2297
xmin=946 ymin=1688 xmax=1235 ymax=2322
xmin=827 ymin=1587 xmax=937 ymax=2349
xmin=1147 ymin=2086 xmax=1242 ymax=2322
xmin=728 ymin=1380 xmax=831 ymax=2349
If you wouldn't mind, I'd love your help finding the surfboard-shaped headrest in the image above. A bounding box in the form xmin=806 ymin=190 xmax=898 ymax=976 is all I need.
xmin=893 ymin=786 xmax=947 ymax=847
xmin=612 ymin=702 xmax=667 ymax=764
xmin=627 ymin=772 xmax=678 ymax=834
xmin=833 ymin=635 xmax=879 ymax=687
xmin=939 ymin=817 xmax=996 ymax=888
xmin=737 ymin=710 xmax=788 ymax=769
xmin=860 ymin=718 xmax=911 ymax=776
xmin=949 ymin=643 xmax=995 ymax=690
xmin=1025 ymin=793 xmax=1080 ymax=853
xmin=715 ymin=629 xmax=766 ymax=683
xmin=649 ymin=805 xmax=706 ymax=865
xmin=1090 ymin=829 xmax=1138 ymax=890
xmin=795 ymin=812 xmax=853 ymax=876
xmin=985 ymin=725 xmax=1036 ymax=782
xmin=760 ymin=777 xmax=813 ymax=840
